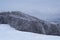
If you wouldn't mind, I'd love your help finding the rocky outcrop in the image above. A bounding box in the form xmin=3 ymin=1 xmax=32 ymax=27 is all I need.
xmin=0 ymin=11 xmax=60 ymax=36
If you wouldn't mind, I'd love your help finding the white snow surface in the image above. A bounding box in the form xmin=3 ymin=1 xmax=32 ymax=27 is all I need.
xmin=0 ymin=24 xmax=60 ymax=40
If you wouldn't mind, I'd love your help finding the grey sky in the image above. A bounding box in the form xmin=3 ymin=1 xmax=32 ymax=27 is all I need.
xmin=0 ymin=0 xmax=60 ymax=20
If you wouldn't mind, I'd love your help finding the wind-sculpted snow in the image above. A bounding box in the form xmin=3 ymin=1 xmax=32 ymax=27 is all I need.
xmin=0 ymin=11 xmax=60 ymax=36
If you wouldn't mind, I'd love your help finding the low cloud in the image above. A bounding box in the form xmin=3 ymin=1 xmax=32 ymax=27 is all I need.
xmin=0 ymin=0 xmax=60 ymax=21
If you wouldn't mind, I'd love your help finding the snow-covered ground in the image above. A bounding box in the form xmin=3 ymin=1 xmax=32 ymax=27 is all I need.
xmin=0 ymin=24 xmax=60 ymax=40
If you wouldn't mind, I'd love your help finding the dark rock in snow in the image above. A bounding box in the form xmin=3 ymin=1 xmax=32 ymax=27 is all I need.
xmin=0 ymin=11 xmax=60 ymax=36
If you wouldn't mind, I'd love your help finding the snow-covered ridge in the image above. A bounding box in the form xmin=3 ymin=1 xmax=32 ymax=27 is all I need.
xmin=0 ymin=24 xmax=60 ymax=40
xmin=0 ymin=11 xmax=60 ymax=36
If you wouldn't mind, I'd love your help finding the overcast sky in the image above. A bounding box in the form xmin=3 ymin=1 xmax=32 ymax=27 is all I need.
xmin=0 ymin=0 xmax=60 ymax=21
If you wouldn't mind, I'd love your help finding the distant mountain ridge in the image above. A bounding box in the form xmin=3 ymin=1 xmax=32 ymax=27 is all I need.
xmin=49 ymin=18 xmax=60 ymax=23
xmin=0 ymin=11 xmax=60 ymax=36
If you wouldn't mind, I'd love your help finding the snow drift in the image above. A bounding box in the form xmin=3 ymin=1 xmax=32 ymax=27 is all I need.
xmin=0 ymin=24 xmax=60 ymax=40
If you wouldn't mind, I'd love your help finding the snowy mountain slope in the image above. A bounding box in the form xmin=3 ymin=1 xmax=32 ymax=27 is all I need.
xmin=0 ymin=24 xmax=60 ymax=40
xmin=0 ymin=11 xmax=60 ymax=36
